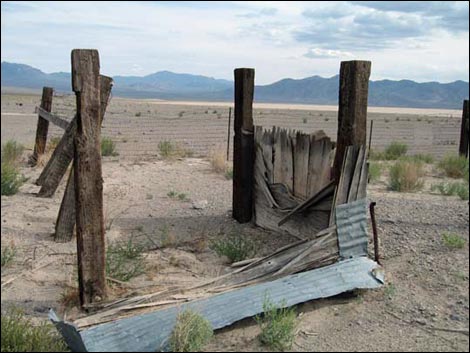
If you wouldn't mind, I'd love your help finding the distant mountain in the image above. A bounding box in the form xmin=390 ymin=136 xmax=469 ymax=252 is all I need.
xmin=1 ymin=62 xmax=468 ymax=109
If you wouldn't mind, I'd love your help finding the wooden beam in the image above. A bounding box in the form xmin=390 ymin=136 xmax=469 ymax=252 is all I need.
xmin=332 ymin=60 xmax=371 ymax=184
xmin=54 ymin=75 xmax=113 ymax=243
xmin=72 ymin=49 xmax=107 ymax=306
xmin=459 ymin=100 xmax=469 ymax=158
xmin=232 ymin=68 xmax=255 ymax=223
xmin=29 ymin=87 xmax=53 ymax=166
xmin=37 ymin=107 xmax=70 ymax=130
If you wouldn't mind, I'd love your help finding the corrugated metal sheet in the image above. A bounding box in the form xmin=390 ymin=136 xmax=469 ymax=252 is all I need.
xmin=336 ymin=198 xmax=369 ymax=259
xmin=50 ymin=257 xmax=383 ymax=352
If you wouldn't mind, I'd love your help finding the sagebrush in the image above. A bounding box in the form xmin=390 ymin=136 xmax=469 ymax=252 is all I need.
xmin=168 ymin=310 xmax=213 ymax=352
xmin=389 ymin=160 xmax=424 ymax=192
xmin=106 ymin=239 xmax=146 ymax=281
xmin=438 ymin=154 xmax=468 ymax=179
xmin=101 ymin=137 xmax=118 ymax=157
xmin=210 ymin=234 xmax=255 ymax=263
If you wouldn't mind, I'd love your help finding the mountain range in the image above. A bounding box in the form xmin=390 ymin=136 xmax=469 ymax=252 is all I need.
xmin=1 ymin=62 xmax=468 ymax=109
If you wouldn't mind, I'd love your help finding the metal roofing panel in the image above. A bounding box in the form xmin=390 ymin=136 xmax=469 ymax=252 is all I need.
xmin=50 ymin=257 xmax=382 ymax=352
xmin=336 ymin=198 xmax=369 ymax=259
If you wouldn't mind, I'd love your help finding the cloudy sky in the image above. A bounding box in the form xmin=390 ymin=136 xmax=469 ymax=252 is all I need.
xmin=1 ymin=1 xmax=469 ymax=84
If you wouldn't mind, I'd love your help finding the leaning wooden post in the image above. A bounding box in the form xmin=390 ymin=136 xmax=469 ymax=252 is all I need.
xmin=459 ymin=100 xmax=469 ymax=158
xmin=72 ymin=49 xmax=107 ymax=306
xmin=55 ymin=75 xmax=113 ymax=243
xmin=232 ymin=68 xmax=255 ymax=223
xmin=29 ymin=87 xmax=53 ymax=166
xmin=332 ymin=60 xmax=371 ymax=184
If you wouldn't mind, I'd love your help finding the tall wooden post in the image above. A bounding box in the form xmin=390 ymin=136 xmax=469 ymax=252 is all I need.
xmin=71 ymin=49 xmax=106 ymax=306
xmin=232 ymin=68 xmax=255 ymax=223
xmin=332 ymin=61 xmax=371 ymax=183
xmin=459 ymin=100 xmax=469 ymax=158
xmin=29 ymin=87 xmax=53 ymax=166
xmin=55 ymin=75 xmax=113 ymax=243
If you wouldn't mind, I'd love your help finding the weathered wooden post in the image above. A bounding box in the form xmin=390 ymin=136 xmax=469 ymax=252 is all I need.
xmin=29 ymin=87 xmax=53 ymax=166
xmin=232 ymin=68 xmax=255 ymax=223
xmin=55 ymin=75 xmax=113 ymax=243
xmin=71 ymin=49 xmax=107 ymax=306
xmin=332 ymin=60 xmax=371 ymax=183
xmin=459 ymin=99 xmax=469 ymax=158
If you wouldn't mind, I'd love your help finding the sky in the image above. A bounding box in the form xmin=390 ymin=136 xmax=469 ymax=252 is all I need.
xmin=1 ymin=1 xmax=469 ymax=84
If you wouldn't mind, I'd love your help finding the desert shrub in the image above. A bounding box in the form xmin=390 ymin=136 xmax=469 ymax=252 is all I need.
xmin=1 ymin=242 xmax=16 ymax=268
xmin=368 ymin=162 xmax=382 ymax=183
xmin=135 ymin=112 xmax=141 ymax=117
xmin=1 ymin=140 xmax=24 ymax=165
xmin=255 ymin=296 xmax=297 ymax=351
xmin=431 ymin=182 xmax=469 ymax=200
xmin=384 ymin=141 xmax=408 ymax=160
xmin=210 ymin=234 xmax=255 ymax=263
xmin=410 ymin=154 xmax=434 ymax=164
xmin=168 ymin=310 xmax=213 ymax=352
xmin=389 ymin=160 xmax=424 ymax=192
xmin=1 ymin=308 xmax=68 ymax=352
xmin=210 ymin=149 xmax=227 ymax=174
xmin=302 ymin=117 xmax=308 ymax=124
xmin=1 ymin=162 xmax=26 ymax=196
xmin=101 ymin=137 xmax=118 ymax=157
xmin=158 ymin=140 xmax=192 ymax=159
xmin=442 ymin=233 xmax=466 ymax=249
xmin=59 ymin=286 xmax=80 ymax=309
xmin=225 ymin=167 xmax=233 ymax=180
xmin=106 ymin=239 xmax=146 ymax=281
xmin=437 ymin=154 xmax=469 ymax=178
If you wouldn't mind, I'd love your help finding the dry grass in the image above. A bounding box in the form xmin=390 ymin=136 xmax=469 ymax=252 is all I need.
xmin=59 ymin=286 xmax=80 ymax=310
xmin=389 ymin=160 xmax=424 ymax=192
xmin=168 ymin=309 xmax=213 ymax=352
xmin=209 ymin=147 xmax=232 ymax=179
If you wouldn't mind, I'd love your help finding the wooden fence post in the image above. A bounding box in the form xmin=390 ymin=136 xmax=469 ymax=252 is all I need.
xmin=55 ymin=75 xmax=113 ymax=243
xmin=71 ymin=49 xmax=107 ymax=306
xmin=29 ymin=87 xmax=53 ymax=166
xmin=232 ymin=68 xmax=255 ymax=223
xmin=459 ymin=100 xmax=469 ymax=158
xmin=332 ymin=60 xmax=371 ymax=184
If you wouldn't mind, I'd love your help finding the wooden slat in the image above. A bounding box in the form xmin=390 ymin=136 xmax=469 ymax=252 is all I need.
xmin=347 ymin=145 xmax=366 ymax=202
xmin=294 ymin=132 xmax=310 ymax=198
xmin=37 ymin=107 xmax=70 ymax=129
xmin=280 ymin=129 xmax=294 ymax=193
xmin=273 ymin=127 xmax=282 ymax=183
xmin=72 ymin=49 xmax=107 ymax=306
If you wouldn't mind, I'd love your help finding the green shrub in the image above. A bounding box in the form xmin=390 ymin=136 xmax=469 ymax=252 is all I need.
xmin=438 ymin=154 xmax=469 ymax=178
xmin=1 ymin=243 xmax=16 ymax=268
xmin=1 ymin=140 xmax=24 ymax=165
xmin=158 ymin=140 xmax=192 ymax=159
xmin=442 ymin=233 xmax=466 ymax=249
xmin=101 ymin=137 xmax=118 ymax=157
xmin=106 ymin=239 xmax=146 ymax=282
xmin=210 ymin=234 xmax=255 ymax=263
xmin=225 ymin=167 xmax=233 ymax=180
xmin=384 ymin=141 xmax=408 ymax=160
xmin=169 ymin=310 xmax=213 ymax=352
xmin=368 ymin=162 xmax=381 ymax=183
xmin=255 ymin=296 xmax=297 ymax=351
xmin=135 ymin=112 xmax=141 ymax=117
xmin=1 ymin=162 xmax=26 ymax=196
xmin=1 ymin=308 xmax=68 ymax=352
xmin=389 ymin=160 xmax=424 ymax=192
xmin=411 ymin=154 xmax=434 ymax=164
xmin=431 ymin=182 xmax=469 ymax=200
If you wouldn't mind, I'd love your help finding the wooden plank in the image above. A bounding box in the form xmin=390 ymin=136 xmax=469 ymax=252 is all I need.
xmin=278 ymin=180 xmax=335 ymax=226
xmin=37 ymin=107 xmax=69 ymax=129
xmin=307 ymin=136 xmax=324 ymax=196
xmin=262 ymin=128 xmax=274 ymax=184
xmin=347 ymin=145 xmax=366 ymax=203
xmin=459 ymin=100 xmax=469 ymax=158
xmin=29 ymin=87 xmax=53 ymax=166
xmin=273 ymin=127 xmax=282 ymax=183
xmin=280 ymin=129 xmax=294 ymax=193
xmin=54 ymin=75 xmax=113 ymax=243
xmin=332 ymin=61 xmax=371 ymax=183
xmin=232 ymin=68 xmax=255 ymax=223
xmin=294 ymin=132 xmax=310 ymax=199
xmin=72 ymin=49 xmax=107 ymax=307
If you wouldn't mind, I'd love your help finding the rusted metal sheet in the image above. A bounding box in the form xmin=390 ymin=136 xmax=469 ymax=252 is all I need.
xmin=50 ymin=257 xmax=383 ymax=352
xmin=336 ymin=198 xmax=369 ymax=259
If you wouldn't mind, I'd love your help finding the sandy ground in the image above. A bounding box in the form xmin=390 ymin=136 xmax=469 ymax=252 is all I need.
xmin=1 ymin=94 xmax=469 ymax=351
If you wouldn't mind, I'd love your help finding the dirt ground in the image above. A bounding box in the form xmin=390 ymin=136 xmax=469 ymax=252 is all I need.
xmin=1 ymin=94 xmax=469 ymax=352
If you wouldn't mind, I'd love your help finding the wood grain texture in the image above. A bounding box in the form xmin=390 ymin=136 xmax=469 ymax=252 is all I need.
xmin=459 ymin=100 xmax=469 ymax=158
xmin=72 ymin=49 xmax=107 ymax=306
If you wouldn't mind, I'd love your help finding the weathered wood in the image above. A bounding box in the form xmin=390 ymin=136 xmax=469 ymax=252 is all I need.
xmin=459 ymin=100 xmax=469 ymax=158
xmin=37 ymin=107 xmax=69 ymax=130
xmin=332 ymin=60 xmax=371 ymax=183
xmin=226 ymin=107 xmax=232 ymax=161
xmin=232 ymin=68 xmax=255 ymax=223
xmin=273 ymin=127 xmax=282 ymax=183
xmin=54 ymin=76 xmax=113 ymax=243
xmin=54 ymin=168 xmax=76 ymax=242
xmin=29 ymin=87 xmax=53 ymax=166
xmin=280 ymin=129 xmax=294 ymax=193
xmin=347 ymin=146 xmax=366 ymax=203
xmin=307 ymin=135 xmax=332 ymax=197
xmin=294 ymin=132 xmax=310 ymax=198
xmin=72 ymin=49 xmax=106 ymax=306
